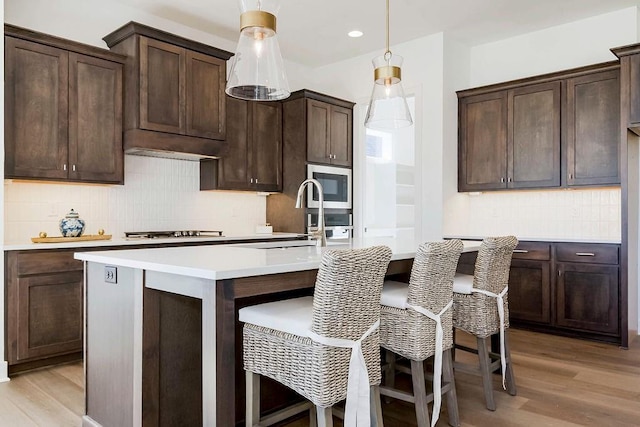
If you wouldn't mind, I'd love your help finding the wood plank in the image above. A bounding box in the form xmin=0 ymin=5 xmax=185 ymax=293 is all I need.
xmin=1 ymin=329 xmax=640 ymax=427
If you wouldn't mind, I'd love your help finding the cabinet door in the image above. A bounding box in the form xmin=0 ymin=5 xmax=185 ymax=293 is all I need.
xmin=139 ymin=36 xmax=185 ymax=134
xmin=250 ymin=102 xmax=282 ymax=192
xmin=218 ymin=96 xmax=251 ymax=190
xmin=185 ymin=50 xmax=226 ymax=140
xmin=565 ymin=69 xmax=620 ymax=186
xmin=509 ymin=259 xmax=551 ymax=324
xmin=5 ymin=37 xmax=69 ymax=179
xmin=556 ymin=263 xmax=619 ymax=335
xmin=329 ymin=105 xmax=352 ymax=167
xmin=307 ymin=99 xmax=331 ymax=164
xmin=68 ymin=53 xmax=123 ymax=183
xmin=15 ymin=271 xmax=84 ymax=362
xmin=458 ymin=91 xmax=508 ymax=191
xmin=508 ymin=82 xmax=560 ymax=188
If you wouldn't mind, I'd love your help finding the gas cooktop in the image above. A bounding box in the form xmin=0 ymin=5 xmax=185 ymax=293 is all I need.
xmin=124 ymin=230 xmax=224 ymax=239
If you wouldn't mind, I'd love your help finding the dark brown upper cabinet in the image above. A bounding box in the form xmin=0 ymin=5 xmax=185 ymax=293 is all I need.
xmin=564 ymin=69 xmax=620 ymax=187
xmin=201 ymin=97 xmax=282 ymax=192
xmin=5 ymin=25 xmax=125 ymax=184
xmin=458 ymin=91 xmax=508 ymax=190
xmin=299 ymin=92 xmax=353 ymax=167
xmin=612 ymin=43 xmax=640 ymax=132
xmin=458 ymin=62 xmax=620 ymax=192
xmin=103 ymin=22 xmax=232 ymax=159
xmin=459 ymin=82 xmax=561 ymax=191
xmin=509 ymin=82 xmax=561 ymax=188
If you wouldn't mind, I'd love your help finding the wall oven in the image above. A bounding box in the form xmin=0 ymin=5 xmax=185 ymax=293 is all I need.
xmin=306 ymin=164 xmax=352 ymax=209
xmin=308 ymin=212 xmax=353 ymax=241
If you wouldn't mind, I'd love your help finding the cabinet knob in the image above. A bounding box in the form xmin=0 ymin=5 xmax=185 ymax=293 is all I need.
xmin=500 ymin=177 xmax=505 ymax=183
xmin=255 ymin=178 xmax=259 ymax=184
xmin=63 ymin=164 xmax=67 ymax=171
xmin=72 ymin=164 xmax=76 ymax=172
xmin=508 ymin=177 xmax=512 ymax=182
xmin=250 ymin=178 xmax=254 ymax=184
xmin=569 ymin=173 xmax=573 ymax=180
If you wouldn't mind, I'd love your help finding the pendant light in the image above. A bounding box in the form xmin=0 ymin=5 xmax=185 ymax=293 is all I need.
xmin=226 ymin=0 xmax=290 ymax=101
xmin=364 ymin=0 xmax=413 ymax=129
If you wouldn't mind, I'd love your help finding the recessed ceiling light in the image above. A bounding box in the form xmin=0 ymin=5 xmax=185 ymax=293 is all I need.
xmin=348 ymin=30 xmax=363 ymax=38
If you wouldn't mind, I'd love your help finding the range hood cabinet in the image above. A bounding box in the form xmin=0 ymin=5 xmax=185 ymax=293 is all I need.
xmin=104 ymin=22 xmax=232 ymax=159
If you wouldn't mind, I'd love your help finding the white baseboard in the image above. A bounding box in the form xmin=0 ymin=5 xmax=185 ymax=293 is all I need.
xmin=0 ymin=360 xmax=9 ymax=383
xmin=82 ymin=416 xmax=102 ymax=427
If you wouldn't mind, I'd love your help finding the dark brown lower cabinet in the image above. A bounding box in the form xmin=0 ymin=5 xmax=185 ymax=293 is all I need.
xmin=458 ymin=240 xmax=621 ymax=344
xmin=509 ymin=259 xmax=551 ymax=324
xmin=15 ymin=271 xmax=83 ymax=361
xmin=6 ymin=250 xmax=84 ymax=372
xmin=556 ymin=263 xmax=619 ymax=335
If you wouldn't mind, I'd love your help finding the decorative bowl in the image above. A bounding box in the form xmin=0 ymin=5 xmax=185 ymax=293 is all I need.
xmin=59 ymin=209 xmax=86 ymax=237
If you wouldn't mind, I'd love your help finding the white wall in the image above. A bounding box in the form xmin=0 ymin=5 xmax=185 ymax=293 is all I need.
xmin=308 ymin=32 xmax=449 ymax=240
xmin=443 ymin=7 xmax=639 ymax=242
xmin=4 ymin=156 xmax=269 ymax=242
xmin=469 ymin=7 xmax=637 ymax=87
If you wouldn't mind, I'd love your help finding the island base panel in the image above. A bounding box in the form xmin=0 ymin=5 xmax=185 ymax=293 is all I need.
xmin=86 ymin=263 xmax=140 ymax=427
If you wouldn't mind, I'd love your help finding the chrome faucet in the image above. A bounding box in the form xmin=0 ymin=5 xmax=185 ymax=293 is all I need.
xmin=295 ymin=178 xmax=327 ymax=247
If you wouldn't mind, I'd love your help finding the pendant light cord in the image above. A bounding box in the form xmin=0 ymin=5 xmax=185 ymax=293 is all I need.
xmin=385 ymin=0 xmax=391 ymax=58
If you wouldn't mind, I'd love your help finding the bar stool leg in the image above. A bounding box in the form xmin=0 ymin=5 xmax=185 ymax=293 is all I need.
xmin=383 ymin=350 xmax=396 ymax=403
xmin=309 ymin=406 xmax=318 ymax=427
xmin=442 ymin=349 xmax=460 ymax=427
xmin=246 ymin=371 xmax=260 ymax=426
xmin=316 ymin=406 xmax=333 ymax=427
xmin=370 ymin=385 xmax=384 ymax=427
xmin=410 ymin=359 xmax=431 ymax=427
xmin=504 ymin=331 xmax=517 ymax=396
xmin=477 ymin=337 xmax=496 ymax=411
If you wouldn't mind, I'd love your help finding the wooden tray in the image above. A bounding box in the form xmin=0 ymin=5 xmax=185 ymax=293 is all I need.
xmin=31 ymin=234 xmax=112 ymax=243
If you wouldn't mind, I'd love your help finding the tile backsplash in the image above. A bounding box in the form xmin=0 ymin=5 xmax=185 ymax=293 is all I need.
xmin=444 ymin=187 xmax=622 ymax=241
xmin=4 ymin=155 xmax=266 ymax=244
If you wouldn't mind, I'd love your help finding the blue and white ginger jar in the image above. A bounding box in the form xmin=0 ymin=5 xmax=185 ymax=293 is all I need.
xmin=59 ymin=209 xmax=86 ymax=237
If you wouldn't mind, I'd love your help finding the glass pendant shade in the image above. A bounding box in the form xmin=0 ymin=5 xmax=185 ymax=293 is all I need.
xmin=226 ymin=0 xmax=290 ymax=101
xmin=365 ymin=54 xmax=413 ymax=129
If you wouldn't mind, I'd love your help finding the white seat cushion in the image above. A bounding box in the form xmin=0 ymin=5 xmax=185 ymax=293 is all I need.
xmin=453 ymin=273 xmax=474 ymax=294
xmin=238 ymin=296 xmax=313 ymax=338
xmin=380 ymin=280 xmax=409 ymax=309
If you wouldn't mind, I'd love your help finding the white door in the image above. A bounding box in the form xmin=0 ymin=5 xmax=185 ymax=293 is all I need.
xmin=357 ymin=96 xmax=419 ymax=240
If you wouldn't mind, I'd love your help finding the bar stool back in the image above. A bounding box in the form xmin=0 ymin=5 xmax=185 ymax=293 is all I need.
xmin=379 ymin=239 xmax=464 ymax=427
xmin=240 ymin=245 xmax=392 ymax=427
xmin=452 ymin=235 xmax=518 ymax=411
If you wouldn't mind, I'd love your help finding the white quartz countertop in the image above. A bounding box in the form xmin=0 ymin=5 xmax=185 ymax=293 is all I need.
xmin=75 ymin=237 xmax=481 ymax=281
xmin=3 ymin=233 xmax=304 ymax=251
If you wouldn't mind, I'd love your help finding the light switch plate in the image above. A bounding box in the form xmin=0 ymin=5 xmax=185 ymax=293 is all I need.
xmin=104 ymin=266 xmax=117 ymax=284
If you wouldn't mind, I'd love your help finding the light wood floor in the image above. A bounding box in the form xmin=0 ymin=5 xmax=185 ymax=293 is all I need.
xmin=0 ymin=329 xmax=638 ymax=426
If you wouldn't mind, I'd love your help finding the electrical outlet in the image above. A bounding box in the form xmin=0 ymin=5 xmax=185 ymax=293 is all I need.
xmin=104 ymin=266 xmax=117 ymax=284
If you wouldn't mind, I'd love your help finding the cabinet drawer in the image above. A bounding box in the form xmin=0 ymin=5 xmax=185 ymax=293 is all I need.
xmin=15 ymin=251 xmax=84 ymax=276
xmin=512 ymin=242 xmax=550 ymax=260
xmin=555 ymin=243 xmax=619 ymax=265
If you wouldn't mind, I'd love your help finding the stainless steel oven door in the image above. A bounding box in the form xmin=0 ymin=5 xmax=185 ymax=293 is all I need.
xmin=306 ymin=164 xmax=352 ymax=209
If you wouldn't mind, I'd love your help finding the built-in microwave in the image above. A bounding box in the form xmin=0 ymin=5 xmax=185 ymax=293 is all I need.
xmin=306 ymin=164 xmax=352 ymax=209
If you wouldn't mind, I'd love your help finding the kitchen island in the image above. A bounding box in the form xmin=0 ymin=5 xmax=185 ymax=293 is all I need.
xmin=75 ymin=237 xmax=480 ymax=427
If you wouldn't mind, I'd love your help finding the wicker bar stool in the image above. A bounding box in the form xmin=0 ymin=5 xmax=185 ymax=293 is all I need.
xmin=239 ymin=245 xmax=392 ymax=427
xmin=452 ymin=235 xmax=518 ymax=411
xmin=379 ymin=239 xmax=464 ymax=427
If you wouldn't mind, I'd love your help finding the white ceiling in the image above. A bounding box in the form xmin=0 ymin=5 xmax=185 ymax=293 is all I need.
xmin=114 ymin=0 xmax=639 ymax=67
